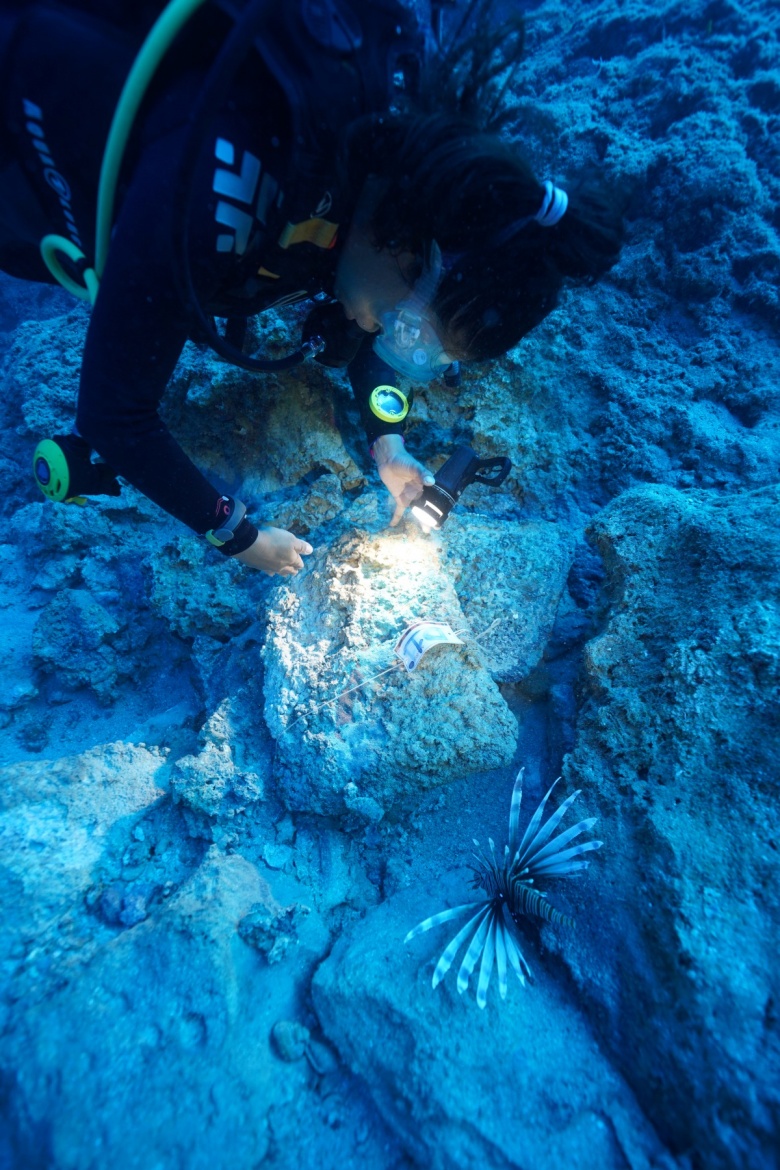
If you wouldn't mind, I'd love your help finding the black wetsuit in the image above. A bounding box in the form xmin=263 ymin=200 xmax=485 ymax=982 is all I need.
xmin=0 ymin=2 xmax=406 ymax=552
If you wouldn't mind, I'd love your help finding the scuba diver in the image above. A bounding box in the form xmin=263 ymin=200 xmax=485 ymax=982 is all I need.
xmin=0 ymin=0 xmax=624 ymax=577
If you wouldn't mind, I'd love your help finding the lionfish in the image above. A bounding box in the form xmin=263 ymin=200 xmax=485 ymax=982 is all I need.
xmin=405 ymin=768 xmax=603 ymax=1009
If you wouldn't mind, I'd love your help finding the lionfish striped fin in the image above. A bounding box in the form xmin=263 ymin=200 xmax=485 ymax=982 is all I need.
xmin=502 ymin=920 xmax=530 ymax=984
xmin=494 ymin=918 xmax=508 ymax=1000
xmin=507 ymin=767 xmax=524 ymax=855
xmin=432 ymin=905 xmax=491 ymax=989
xmin=547 ymin=859 xmax=593 ymax=878
xmin=472 ymin=840 xmax=494 ymax=871
xmin=476 ymin=916 xmax=497 ymax=1009
xmin=515 ymin=778 xmax=562 ymax=860
xmin=456 ymin=907 xmax=493 ymax=993
xmin=516 ymin=787 xmax=581 ymax=868
xmin=521 ymin=816 xmax=598 ymax=873
xmin=530 ymin=839 xmax=603 ymax=878
xmin=404 ymin=902 xmax=476 ymax=943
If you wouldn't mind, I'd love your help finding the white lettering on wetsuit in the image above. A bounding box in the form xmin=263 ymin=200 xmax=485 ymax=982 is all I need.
xmin=211 ymin=136 xmax=282 ymax=255
xmin=22 ymin=99 xmax=83 ymax=249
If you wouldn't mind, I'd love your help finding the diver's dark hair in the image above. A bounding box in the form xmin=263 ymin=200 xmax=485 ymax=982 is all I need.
xmin=340 ymin=2 xmax=625 ymax=361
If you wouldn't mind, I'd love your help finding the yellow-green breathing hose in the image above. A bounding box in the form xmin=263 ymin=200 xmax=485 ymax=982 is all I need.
xmin=40 ymin=0 xmax=210 ymax=303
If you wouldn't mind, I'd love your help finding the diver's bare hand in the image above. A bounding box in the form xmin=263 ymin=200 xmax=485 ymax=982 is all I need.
xmin=233 ymin=527 xmax=313 ymax=576
xmin=372 ymin=434 xmax=435 ymax=527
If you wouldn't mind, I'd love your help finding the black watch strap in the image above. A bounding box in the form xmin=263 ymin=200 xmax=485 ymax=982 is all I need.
xmin=215 ymin=515 xmax=258 ymax=557
xmin=205 ymin=496 xmax=247 ymax=547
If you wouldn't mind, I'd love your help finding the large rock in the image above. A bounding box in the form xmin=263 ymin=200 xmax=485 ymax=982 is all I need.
xmin=312 ymin=890 xmax=675 ymax=1170
xmin=163 ymin=332 xmax=365 ymax=497
xmin=0 ymin=743 xmax=168 ymax=1025
xmin=0 ymin=849 xmax=313 ymax=1170
xmin=32 ymin=587 xmax=126 ymax=702
xmin=442 ymin=516 xmax=573 ymax=680
xmin=171 ymin=698 xmax=265 ymax=827
xmin=263 ymin=522 xmax=519 ymax=816
xmin=558 ymin=484 xmax=780 ymax=1169
xmin=145 ymin=534 xmax=251 ymax=641
xmin=5 ymin=308 xmax=87 ymax=437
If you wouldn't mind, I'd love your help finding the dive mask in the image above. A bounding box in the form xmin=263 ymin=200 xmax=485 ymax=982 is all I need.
xmin=372 ymin=241 xmax=453 ymax=381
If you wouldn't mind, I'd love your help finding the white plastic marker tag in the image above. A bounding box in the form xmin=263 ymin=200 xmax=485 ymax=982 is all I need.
xmin=394 ymin=620 xmax=464 ymax=673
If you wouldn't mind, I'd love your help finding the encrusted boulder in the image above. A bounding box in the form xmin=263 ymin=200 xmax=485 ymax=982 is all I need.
xmin=0 ymin=741 xmax=169 ymax=1030
xmin=6 ymin=307 xmax=87 ymax=437
xmin=442 ymin=516 xmax=573 ymax=681
xmin=171 ymin=699 xmax=265 ymax=825
xmin=558 ymin=484 xmax=780 ymax=1169
xmin=164 ymin=336 xmax=365 ymax=497
xmin=262 ymin=525 xmax=519 ymax=816
xmin=145 ymin=535 xmax=250 ymax=641
xmin=312 ymin=890 xmax=674 ymax=1170
xmin=0 ymin=849 xmax=307 ymax=1170
xmin=32 ymin=587 xmax=125 ymax=701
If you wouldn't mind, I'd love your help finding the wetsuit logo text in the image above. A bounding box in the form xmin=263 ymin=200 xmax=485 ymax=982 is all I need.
xmin=212 ymin=137 xmax=281 ymax=255
xmin=22 ymin=100 xmax=82 ymax=249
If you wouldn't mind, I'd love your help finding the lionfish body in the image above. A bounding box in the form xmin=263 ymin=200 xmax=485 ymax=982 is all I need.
xmin=405 ymin=769 xmax=603 ymax=1009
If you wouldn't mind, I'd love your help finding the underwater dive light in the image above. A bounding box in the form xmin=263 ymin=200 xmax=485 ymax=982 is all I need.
xmin=411 ymin=445 xmax=511 ymax=530
xmin=33 ymin=434 xmax=121 ymax=503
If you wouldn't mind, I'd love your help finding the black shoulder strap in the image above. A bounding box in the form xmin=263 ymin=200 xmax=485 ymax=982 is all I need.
xmin=174 ymin=0 xmax=428 ymax=372
xmin=217 ymin=0 xmax=427 ymax=222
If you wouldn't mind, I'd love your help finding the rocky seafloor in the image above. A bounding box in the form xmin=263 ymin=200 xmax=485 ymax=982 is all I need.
xmin=1 ymin=0 xmax=779 ymax=1167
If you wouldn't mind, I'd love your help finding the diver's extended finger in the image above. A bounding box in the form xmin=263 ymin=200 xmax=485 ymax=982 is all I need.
xmin=390 ymin=499 xmax=405 ymax=527
xmin=295 ymin=540 xmax=314 ymax=556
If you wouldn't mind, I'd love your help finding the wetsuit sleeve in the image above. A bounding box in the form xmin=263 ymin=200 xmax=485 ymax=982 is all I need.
xmin=347 ymin=335 xmax=409 ymax=449
xmin=75 ymin=130 xmax=258 ymax=554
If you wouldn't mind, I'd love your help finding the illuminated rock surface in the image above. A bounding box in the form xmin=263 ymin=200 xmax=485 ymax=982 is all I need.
xmin=264 ymin=521 xmax=519 ymax=816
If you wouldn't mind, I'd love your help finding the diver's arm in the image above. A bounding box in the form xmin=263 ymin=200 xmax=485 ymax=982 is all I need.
xmin=346 ymin=336 xmax=433 ymax=524
xmin=75 ymin=131 xmax=259 ymax=554
xmin=347 ymin=335 xmax=408 ymax=449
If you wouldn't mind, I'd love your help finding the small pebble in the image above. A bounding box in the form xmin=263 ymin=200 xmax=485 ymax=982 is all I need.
xmin=271 ymin=1020 xmax=310 ymax=1062
xmin=305 ymin=1038 xmax=339 ymax=1075
xmin=263 ymin=843 xmax=293 ymax=870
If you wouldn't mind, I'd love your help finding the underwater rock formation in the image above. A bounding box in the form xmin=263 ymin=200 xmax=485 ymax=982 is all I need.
xmin=162 ymin=323 xmax=367 ymax=499
xmin=263 ymin=523 xmax=520 ymax=816
xmin=1 ymin=0 xmax=779 ymax=1165
xmin=2 ymin=849 xmax=301 ymax=1168
xmin=171 ymin=698 xmax=266 ymax=824
xmin=313 ymin=890 xmax=675 ymax=1170
xmin=442 ymin=516 xmax=573 ymax=681
xmin=0 ymin=743 xmax=170 ymax=1033
xmin=559 ymin=484 xmax=780 ymax=1168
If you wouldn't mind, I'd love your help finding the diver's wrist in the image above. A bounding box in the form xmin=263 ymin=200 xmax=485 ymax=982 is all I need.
xmin=371 ymin=433 xmax=405 ymax=465
xmin=219 ymin=517 xmax=259 ymax=556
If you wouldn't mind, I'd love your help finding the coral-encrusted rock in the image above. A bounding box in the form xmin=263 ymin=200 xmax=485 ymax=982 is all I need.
xmin=6 ymin=308 xmax=87 ymax=436
xmin=559 ymin=484 xmax=780 ymax=1169
xmin=164 ymin=340 xmax=365 ymax=497
xmin=1 ymin=849 xmax=308 ymax=1169
xmin=312 ymin=890 xmax=673 ymax=1170
xmin=262 ymin=527 xmax=518 ymax=815
xmin=0 ymin=742 xmax=168 ymax=1009
xmin=32 ymin=588 xmax=125 ymax=701
xmin=442 ymin=517 xmax=573 ymax=681
xmin=145 ymin=535 xmax=249 ymax=640
xmin=171 ymin=700 xmax=265 ymax=825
